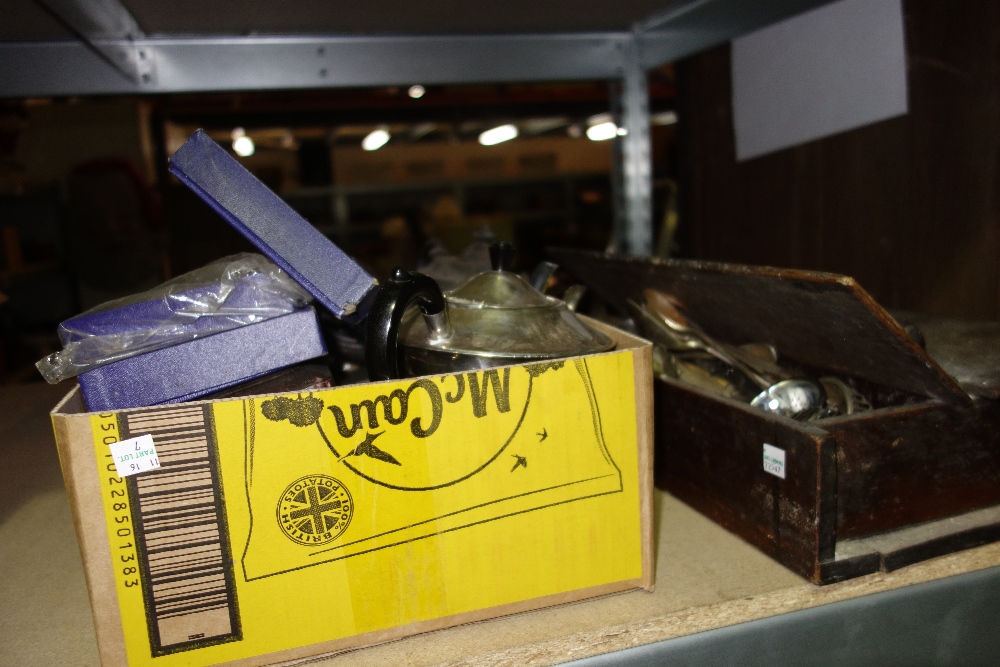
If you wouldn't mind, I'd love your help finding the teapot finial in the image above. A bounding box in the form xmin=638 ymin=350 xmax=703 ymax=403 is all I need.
xmin=489 ymin=241 xmax=515 ymax=272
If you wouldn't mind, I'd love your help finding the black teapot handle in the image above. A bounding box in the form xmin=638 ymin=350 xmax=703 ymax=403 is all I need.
xmin=365 ymin=269 xmax=447 ymax=381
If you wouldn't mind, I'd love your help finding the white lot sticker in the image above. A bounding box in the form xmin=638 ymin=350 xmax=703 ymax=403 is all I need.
xmin=763 ymin=443 xmax=786 ymax=479
xmin=109 ymin=434 xmax=160 ymax=478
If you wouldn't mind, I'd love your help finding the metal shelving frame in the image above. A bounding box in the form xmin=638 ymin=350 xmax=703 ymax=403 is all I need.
xmin=2 ymin=0 xmax=833 ymax=254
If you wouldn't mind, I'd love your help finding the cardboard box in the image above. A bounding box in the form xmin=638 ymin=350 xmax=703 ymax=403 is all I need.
xmin=50 ymin=322 xmax=653 ymax=666
xmin=553 ymin=249 xmax=1000 ymax=585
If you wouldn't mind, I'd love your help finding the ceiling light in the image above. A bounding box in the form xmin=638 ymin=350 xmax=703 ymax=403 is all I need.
xmin=231 ymin=126 xmax=246 ymax=140
xmin=586 ymin=122 xmax=618 ymax=141
xmin=479 ymin=124 xmax=518 ymax=146
xmin=362 ymin=128 xmax=390 ymax=151
xmin=408 ymin=85 xmax=426 ymax=99
xmin=232 ymin=135 xmax=255 ymax=157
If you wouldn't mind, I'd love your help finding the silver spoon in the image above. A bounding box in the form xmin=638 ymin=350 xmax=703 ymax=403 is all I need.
xmin=750 ymin=379 xmax=827 ymax=421
xmin=642 ymin=290 xmax=826 ymax=420
xmin=640 ymin=292 xmax=775 ymax=389
xmin=644 ymin=290 xmax=787 ymax=378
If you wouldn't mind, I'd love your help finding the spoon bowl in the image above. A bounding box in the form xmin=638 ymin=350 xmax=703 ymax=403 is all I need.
xmin=750 ymin=379 xmax=827 ymax=420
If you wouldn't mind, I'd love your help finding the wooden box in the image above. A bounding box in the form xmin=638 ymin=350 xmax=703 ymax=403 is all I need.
xmin=554 ymin=249 xmax=1000 ymax=584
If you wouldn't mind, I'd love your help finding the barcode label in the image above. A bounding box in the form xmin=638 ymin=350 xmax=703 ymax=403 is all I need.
xmin=763 ymin=443 xmax=786 ymax=479
xmin=120 ymin=405 xmax=241 ymax=656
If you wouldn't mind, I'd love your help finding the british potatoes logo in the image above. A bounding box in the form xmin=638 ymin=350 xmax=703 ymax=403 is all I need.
xmin=241 ymin=359 xmax=627 ymax=580
xmin=277 ymin=475 xmax=353 ymax=546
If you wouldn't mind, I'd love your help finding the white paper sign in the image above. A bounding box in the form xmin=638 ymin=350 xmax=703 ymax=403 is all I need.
xmin=763 ymin=443 xmax=786 ymax=479
xmin=109 ymin=434 xmax=160 ymax=478
xmin=732 ymin=0 xmax=908 ymax=161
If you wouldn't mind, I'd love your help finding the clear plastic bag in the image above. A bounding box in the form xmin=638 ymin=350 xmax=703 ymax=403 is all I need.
xmin=37 ymin=253 xmax=312 ymax=383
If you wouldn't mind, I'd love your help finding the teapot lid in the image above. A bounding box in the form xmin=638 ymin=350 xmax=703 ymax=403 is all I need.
xmin=447 ymin=242 xmax=554 ymax=310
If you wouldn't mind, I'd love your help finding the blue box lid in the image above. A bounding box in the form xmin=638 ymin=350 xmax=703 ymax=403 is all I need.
xmin=168 ymin=129 xmax=377 ymax=322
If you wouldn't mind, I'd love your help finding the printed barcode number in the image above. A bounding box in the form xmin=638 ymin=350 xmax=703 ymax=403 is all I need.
xmin=119 ymin=405 xmax=242 ymax=655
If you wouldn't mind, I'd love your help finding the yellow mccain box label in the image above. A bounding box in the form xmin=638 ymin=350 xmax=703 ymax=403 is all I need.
xmin=90 ymin=353 xmax=642 ymax=666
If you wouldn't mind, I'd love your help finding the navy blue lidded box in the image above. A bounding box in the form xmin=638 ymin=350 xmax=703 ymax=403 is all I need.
xmin=73 ymin=130 xmax=379 ymax=411
xmin=79 ymin=307 xmax=326 ymax=411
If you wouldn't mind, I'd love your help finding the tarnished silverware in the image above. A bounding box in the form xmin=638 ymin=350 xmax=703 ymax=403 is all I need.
xmin=641 ymin=289 xmax=826 ymax=421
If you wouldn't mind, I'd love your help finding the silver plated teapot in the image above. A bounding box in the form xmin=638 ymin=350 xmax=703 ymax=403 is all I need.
xmin=365 ymin=242 xmax=615 ymax=380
